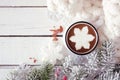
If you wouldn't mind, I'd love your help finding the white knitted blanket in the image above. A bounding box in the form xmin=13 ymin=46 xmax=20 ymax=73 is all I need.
xmin=47 ymin=0 xmax=120 ymax=61
xmin=47 ymin=0 xmax=104 ymax=28
xmin=103 ymin=0 xmax=120 ymax=39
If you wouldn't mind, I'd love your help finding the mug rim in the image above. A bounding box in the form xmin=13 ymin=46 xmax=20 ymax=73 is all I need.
xmin=65 ymin=21 xmax=99 ymax=55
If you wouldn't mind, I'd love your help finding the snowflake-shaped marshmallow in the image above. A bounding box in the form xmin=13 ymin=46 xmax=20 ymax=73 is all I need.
xmin=69 ymin=26 xmax=95 ymax=50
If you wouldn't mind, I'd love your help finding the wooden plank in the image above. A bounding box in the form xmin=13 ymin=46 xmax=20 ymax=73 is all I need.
xmin=0 ymin=8 xmax=61 ymax=35
xmin=0 ymin=6 xmax=47 ymax=8
xmin=0 ymin=37 xmax=63 ymax=64
xmin=0 ymin=35 xmax=62 ymax=37
xmin=0 ymin=0 xmax=47 ymax=6
xmin=0 ymin=64 xmax=41 ymax=69
xmin=0 ymin=37 xmax=54 ymax=64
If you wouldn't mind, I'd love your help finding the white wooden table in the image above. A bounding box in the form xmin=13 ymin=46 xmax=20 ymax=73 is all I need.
xmin=0 ymin=0 xmax=62 ymax=79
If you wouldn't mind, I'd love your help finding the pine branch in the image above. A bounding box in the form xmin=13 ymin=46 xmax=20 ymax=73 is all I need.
xmin=96 ymin=41 xmax=115 ymax=68
xmin=27 ymin=63 xmax=53 ymax=80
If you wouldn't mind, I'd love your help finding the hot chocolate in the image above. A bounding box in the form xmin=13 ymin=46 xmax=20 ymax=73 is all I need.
xmin=65 ymin=21 xmax=99 ymax=55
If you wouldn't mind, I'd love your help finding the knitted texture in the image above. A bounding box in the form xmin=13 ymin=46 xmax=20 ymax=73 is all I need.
xmin=103 ymin=0 xmax=120 ymax=39
xmin=47 ymin=0 xmax=104 ymax=28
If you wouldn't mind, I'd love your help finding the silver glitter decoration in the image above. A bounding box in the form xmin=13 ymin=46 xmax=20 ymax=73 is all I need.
xmin=61 ymin=41 xmax=120 ymax=80
xmin=7 ymin=64 xmax=31 ymax=80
